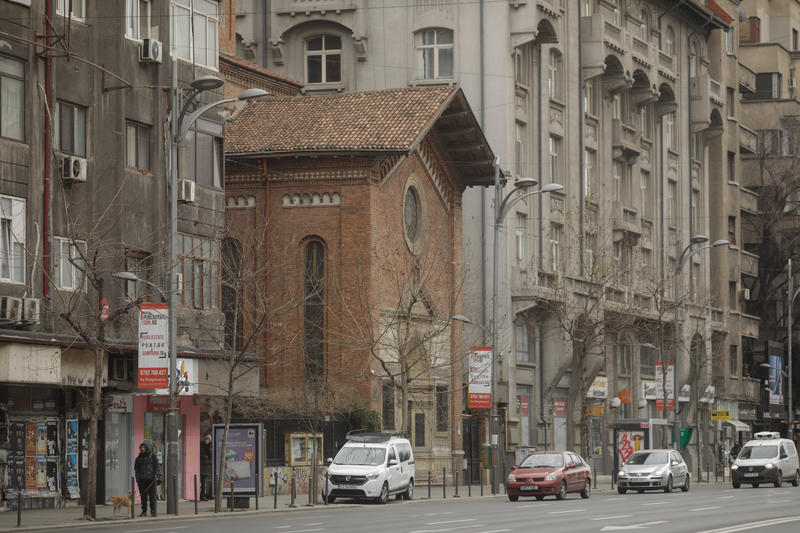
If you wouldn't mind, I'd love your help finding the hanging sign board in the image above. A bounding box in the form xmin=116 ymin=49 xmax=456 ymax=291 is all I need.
xmin=468 ymin=347 xmax=492 ymax=409
xmin=137 ymin=303 xmax=169 ymax=389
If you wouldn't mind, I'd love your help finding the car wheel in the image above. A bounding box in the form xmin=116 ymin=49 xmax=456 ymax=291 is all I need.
xmin=752 ymin=483 xmax=759 ymax=488
xmin=637 ymin=490 xmax=644 ymax=494
xmin=775 ymin=471 xmax=782 ymax=488
xmin=402 ymin=479 xmax=414 ymax=500
xmin=580 ymin=480 xmax=591 ymax=499
xmin=617 ymin=486 xmax=627 ymax=495
xmin=555 ymin=481 xmax=567 ymax=500
xmin=792 ymin=470 xmax=800 ymax=487
xmin=732 ymin=482 xmax=740 ymax=489
xmin=535 ymin=495 xmax=545 ymax=501
xmin=508 ymin=494 xmax=519 ymax=502
xmin=681 ymin=474 xmax=690 ymax=492
xmin=664 ymin=475 xmax=673 ymax=493
xmin=327 ymin=496 xmax=336 ymax=503
xmin=377 ymin=482 xmax=389 ymax=504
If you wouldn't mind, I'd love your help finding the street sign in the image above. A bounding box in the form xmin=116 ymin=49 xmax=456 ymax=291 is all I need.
xmin=711 ymin=409 xmax=731 ymax=420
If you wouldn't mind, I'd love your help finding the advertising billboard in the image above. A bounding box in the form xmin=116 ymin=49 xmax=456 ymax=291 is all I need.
xmin=468 ymin=347 xmax=492 ymax=409
xmin=213 ymin=423 xmax=263 ymax=496
xmin=138 ymin=303 xmax=169 ymax=389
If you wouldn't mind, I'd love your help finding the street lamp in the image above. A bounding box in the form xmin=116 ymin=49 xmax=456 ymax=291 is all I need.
xmin=112 ymin=271 xmax=167 ymax=301
xmin=672 ymin=234 xmax=729 ymax=450
xmin=488 ymin=161 xmax=564 ymax=494
xmin=165 ymin=69 xmax=267 ymax=514
xmin=786 ymin=260 xmax=799 ymax=437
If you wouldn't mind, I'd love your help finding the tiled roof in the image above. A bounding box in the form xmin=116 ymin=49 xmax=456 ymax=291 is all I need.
xmin=225 ymin=86 xmax=456 ymax=154
xmin=219 ymin=53 xmax=303 ymax=88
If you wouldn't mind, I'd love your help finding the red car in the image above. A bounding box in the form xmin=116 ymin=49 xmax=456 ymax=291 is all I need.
xmin=505 ymin=450 xmax=592 ymax=501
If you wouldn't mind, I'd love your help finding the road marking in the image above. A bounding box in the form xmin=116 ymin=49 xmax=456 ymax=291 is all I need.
xmin=425 ymin=519 xmax=477 ymax=525
xmin=640 ymin=502 xmax=670 ymax=506
xmin=479 ymin=530 xmax=512 ymax=533
xmin=280 ymin=529 xmax=323 ymax=533
xmin=600 ymin=521 xmax=667 ymax=531
xmin=549 ymin=509 xmax=584 ymax=514
xmin=691 ymin=507 xmax=721 ymax=512
xmin=770 ymin=499 xmax=792 ymax=503
xmin=719 ymin=496 xmax=735 ymax=499
xmin=591 ymin=515 xmax=633 ymax=521
xmin=695 ymin=515 xmax=800 ymax=533
xmin=409 ymin=525 xmax=484 ymax=533
xmin=304 ymin=524 xmax=322 ymax=527
xmin=274 ymin=528 xmax=291 ymax=530
xmin=603 ymin=497 xmax=625 ymax=501
xmin=126 ymin=529 xmax=189 ymax=533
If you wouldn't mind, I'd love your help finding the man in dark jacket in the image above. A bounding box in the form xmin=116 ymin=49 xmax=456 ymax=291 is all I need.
xmin=134 ymin=442 xmax=160 ymax=516
xmin=200 ymin=434 xmax=213 ymax=500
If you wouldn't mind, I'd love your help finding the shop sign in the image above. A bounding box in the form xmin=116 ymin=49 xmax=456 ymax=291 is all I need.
xmin=138 ymin=303 xmax=169 ymax=389
xmin=586 ymin=404 xmax=603 ymax=417
xmin=739 ymin=406 xmax=757 ymax=420
xmin=107 ymin=394 xmax=132 ymax=413
xmin=618 ymin=390 xmax=631 ymax=404
xmin=468 ymin=347 xmax=492 ymax=409
xmin=711 ymin=409 xmax=731 ymax=420
xmin=587 ymin=376 xmax=608 ymax=398
xmin=147 ymin=395 xmax=170 ymax=413
xmin=553 ymin=397 xmax=567 ymax=417
xmin=666 ymin=363 xmax=675 ymax=411
xmin=655 ymin=362 xmax=664 ymax=411
xmin=154 ymin=358 xmax=198 ymax=396
xmin=641 ymin=379 xmax=656 ymax=400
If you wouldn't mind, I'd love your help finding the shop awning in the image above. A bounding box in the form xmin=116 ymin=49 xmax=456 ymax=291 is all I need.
xmin=723 ymin=419 xmax=751 ymax=433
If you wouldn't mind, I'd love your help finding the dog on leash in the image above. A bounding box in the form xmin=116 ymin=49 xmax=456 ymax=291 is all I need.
xmin=111 ymin=490 xmax=133 ymax=516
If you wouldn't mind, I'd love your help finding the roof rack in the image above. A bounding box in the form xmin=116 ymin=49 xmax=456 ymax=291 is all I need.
xmin=345 ymin=430 xmax=408 ymax=443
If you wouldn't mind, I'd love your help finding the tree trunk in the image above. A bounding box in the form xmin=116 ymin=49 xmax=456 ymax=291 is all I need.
xmin=83 ymin=343 xmax=104 ymax=519
xmin=214 ymin=365 xmax=236 ymax=513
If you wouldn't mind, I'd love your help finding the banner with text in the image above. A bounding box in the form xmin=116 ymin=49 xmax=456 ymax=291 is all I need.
xmin=468 ymin=347 xmax=492 ymax=409
xmin=138 ymin=303 xmax=169 ymax=389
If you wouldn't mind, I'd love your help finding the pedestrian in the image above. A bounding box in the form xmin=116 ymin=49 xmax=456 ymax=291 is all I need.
xmin=134 ymin=441 xmax=160 ymax=517
xmin=729 ymin=441 xmax=742 ymax=465
xmin=200 ymin=434 xmax=213 ymax=500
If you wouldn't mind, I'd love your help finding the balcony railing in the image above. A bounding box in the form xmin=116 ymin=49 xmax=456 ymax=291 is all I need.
xmin=612 ymin=119 xmax=641 ymax=157
xmin=740 ymin=250 xmax=759 ymax=277
xmin=740 ymin=185 xmax=758 ymax=213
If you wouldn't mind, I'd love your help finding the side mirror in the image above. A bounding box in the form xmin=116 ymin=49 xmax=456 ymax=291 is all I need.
xmin=326 ymin=457 xmax=333 ymax=465
xmin=671 ymin=461 xmax=679 ymax=467
xmin=511 ymin=465 xmax=517 ymax=471
xmin=388 ymin=459 xmax=398 ymax=466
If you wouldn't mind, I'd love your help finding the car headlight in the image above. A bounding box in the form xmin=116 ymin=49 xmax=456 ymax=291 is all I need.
xmin=366 ymin=471 xmax=381 ymax=480
xmin=652 ymin=467 xmax=667 ymax=476
xmin=545 ymin=472 xmax=559 ymax=481
xmin=618 ymin=470 xmax=627 ymax=478
xmin=730 ymin=465 xmax=738 ymax=470
xmin=507 ymin=474 xmax=516 ymax=483
xmin=764 ymin=463 xmax=774 ymax=470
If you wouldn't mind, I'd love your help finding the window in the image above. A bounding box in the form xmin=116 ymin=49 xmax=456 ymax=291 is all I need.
xmin=613 ymin=160 xmax=623 ymax=203
xmin=179 ymin=233 xmax=220 ymax=310
xmin=616 ymin=343 xmax=632 ymax=375
xmin=0 ymin=55 xmax=24 ymax=141
xmin=56 ymin=0 xmax=85 ymax=19
xmin=549 ymin=223 xmax=562 ymax=272
xmin=515 ymin=213 xmax=527 ymax=265
xmin=171 ymin=0 xmax=219 ymax=69
xmin=612 ymin=93 xmax=622 ymax=120
xmin=728 ymin=151 xmax=736 ymax=181
xmin=305 ymin=34 xmax=342 ymax=84
xmin=414 ymin=412 xmax=425 ymax=447
xmin=640 ymin=170 xmax=652 ymax=215
xmin=304 ymin=240 xmax=325 ymax=379
xmin=780 ymin=118 xmax=793 ymax=156
xmin=729 ymin=345 xmax=738 ymax=376
xmin=548 ymin=50 xmax=561 ymax=98
xmin=665 ymin=26 xmax=676 ymax=56
xmin=179 ymin=118 xmax=223 ymax=189
xmin=55 ymin=237 xmax=86 ymax=291
xmin=55 ymin=101 xmax=86 ymax=157
xmin=416 ymin=28 xmax=453 ymax=80
xmin=667 ymin=180 xmax=677 ymax=227
xmin=516 ymin=384 xmax=532 ymax=446
xmin=622 ymin=163 xmax=633 ymax=207
xmin=582 ymin=0 xmax=593 ymax=17
xmin=584 ymin=149 xmax=595 ymax=197
xmin=642 ymin=248 xmax=652 ymax=269
xmin=689 ymin=41 xmax=699 ymax=77
xmin=584 ymin=234 xmax=595 ymax=276
xmin=640 ymin=10 xmax=649 ymax=41
xmin=515 ymin=122 xmax=525 ymax=175
xmin=126 ymin=0 xmax=151 ymax=41
xmin=640 ymin=343 xmax=655 ymax=376
xmin=549 ymin=135 xmax=561 ymax=184
xmin=287 ymin=433 xmax=323 ymax=466
xmin=794 ymin=29 xmax=799 ymax=51
xmin=382 ymin=380 xmax=395 ymax=430
xmin=610 ymin=0 xmax=620 ymax=25
xmin=584 ymin=79 xmax=595 ymax=115
xmin=0 ymin=195 xmax=25 ymax=284
xmin=726 ymin=26 xmax=734 ymax=54
xmin=639 ymin=105 xmax=651 ymax=138
xmin=436 ymin=385 xmax=448 ymax=432
xmin=727 ymin=88 xmax=735 ymax=116
xmin=692 ymin=190 xmax=701 ymax=232
xmin=124 ymin=252 xmax=151 ymax=300
xmin=750 ymin=73 xmax=782 ymax=100
xmin=663 ymin=112 xmax=676 ymax=151
xmin=728 ymin=216 xmax=737 ymax=246
xmin=515 ymin=321 xmax=530 ymax=362
xmin=126 ymin=121 xmax=150 ymax=171
xmin=740 ymin=17 xmax=760 ymax=43
xmin=729 ymin=281 xmax=737 ymax=311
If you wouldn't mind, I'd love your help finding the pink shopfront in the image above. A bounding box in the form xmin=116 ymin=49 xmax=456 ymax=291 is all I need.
xmin=133 ymin=395 xmax=201 ymax=501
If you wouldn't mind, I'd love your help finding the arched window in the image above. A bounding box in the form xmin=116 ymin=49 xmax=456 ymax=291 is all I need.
xmin=415 ymin=28 xmax=454 ymax=80
xmin=665 ymin=26 xmax=676 ymax=56
xmin=640 ymin=10 xmax=649 ymax=41
xmin=305 ymin=35 xmax=341 ymax=84
xmin=304 ymin=240 xmax=325 ymax=379
xmin=548 ymin=49 xmax=562 ymax=99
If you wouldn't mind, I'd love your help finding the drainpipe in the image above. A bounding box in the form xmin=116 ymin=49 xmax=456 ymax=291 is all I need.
xmin=43 ymin=0 xmax=53 ymax=300
xmin=480 ymin=0 xmax=487 ymax=344
xmin=578 ymin=2 xmax=585 ymax=275
xmin=263 ymin=159 xmax=270 ymax=386
xmin=538 ymin=42 xmax=543 ymax=269
xmin=263 ymin=0 xmax=269 ymax=68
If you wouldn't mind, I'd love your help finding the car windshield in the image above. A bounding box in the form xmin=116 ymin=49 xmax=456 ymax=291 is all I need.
xmin=520 ymin=453 xmax=564 ymax=468
xmin=738 ymin=445 xmax=778 ymax=460
xmin=626 ymin=452 xmax=668 ymax=465
xmin=333 ymin=447 xmax=386 ymax=466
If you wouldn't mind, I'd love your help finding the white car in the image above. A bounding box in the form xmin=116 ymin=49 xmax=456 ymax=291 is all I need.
xmin=731 ymin=432 xmax=800 ymax=488
xmin=324 ymin=432 xmax=415 ymax=504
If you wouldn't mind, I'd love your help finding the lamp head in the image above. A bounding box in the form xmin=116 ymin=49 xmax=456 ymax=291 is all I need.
xmin=711 ymin=239 xmax=730 ymax=248
xmin=641 ymin=342 xmax=656 ymax=350
xmin=451 ymin=314 xmax=473 ymax=324
xmin=689 ymin=234 xmax=709 ymax=244
xmin=190 ymin=75 xmax=225 ymax=92
xmin=514 ymin=177 xmax=538 ymax=189
xmin=610 ymin=397 xmax=622 ymax=408
xmin=112 ymin=271 xmax=139 ymax=282
xmin=237 ymin=88 xmax=269 ymax=101
xmin=541 ymin=183 xmax=565 ymax=193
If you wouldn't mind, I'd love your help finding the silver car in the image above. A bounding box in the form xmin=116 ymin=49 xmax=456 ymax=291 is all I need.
xmin=617 ymin=449 xmax=690 ymax=494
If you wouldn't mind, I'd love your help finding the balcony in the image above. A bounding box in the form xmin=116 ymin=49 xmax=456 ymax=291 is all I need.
xmin=612 ymin=119 xmax=640 ymax=158
xmin=741 ymin=313 xmax=759 ymax=339
xmin=739 ymin=124 xmax=758 ymax=155
xmin=273 ymin=0 xmax=358 ymax=15
xmin=738 ymin=62 xmax=756 ymax=95
xmin=691 ymin=75 xmax=724 ymax=133
xmin=581 ymin=12 xmax=626 ymax=79
xmin=741 ymin=250 xmax=759 ymax=277
xmin=740 ymin=185 xmax=758 ymax=213
xmin=741 ymin=377 xmax=761 ymax=403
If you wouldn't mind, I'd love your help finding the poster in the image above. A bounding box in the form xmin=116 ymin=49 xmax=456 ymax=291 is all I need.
xmin=666 ymin=362 xmax=675 ymax=411
xmin=468 ymin=347 xmax=492 ymax=409
xmin=617 ymin=430 xmax=645 ymax=466
xmin=138 ymin=302 xmax=170 ymax=389
xmin=66 ymin=418 xmax=80 ymax=498
xmin=25 ymin=422 xmax=37 ymax=492
xmin=655 ymin=362 xmax=664 ymax=411
xmin=553 ymin=397 xmax=567 ymax=417
xmin=213 ymin=424 xmax=262 ymax=495
xmin=768 ymin=354 xmax=784 ymax=405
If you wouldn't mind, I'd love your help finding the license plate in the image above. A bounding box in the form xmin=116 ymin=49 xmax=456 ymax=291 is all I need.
xmin=519 ymin=485 xmax=538 ymax=491
xmin=743 ymin=473 xmax=758 ymax=478
xmin=337 ymin=484 xmax=357 ymax=489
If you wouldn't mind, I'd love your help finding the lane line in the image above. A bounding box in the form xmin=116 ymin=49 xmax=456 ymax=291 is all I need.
xmin=590 ymin=515 xmax=633 ymax=521
xmin=479 ymin=530 xmax=512 ymax=533
xmin=425 ymin=519 xmax=477 ymax=525
xmin=691 ymin=507 xmax=721 ymax=512
xmin=770 ymin=499 xmax=792 ymax=503
xmin=549 ymin=509 xmax=584 ymax=515
xmin=409 ymin=525 xmax=484 ymax=533
xmin=304 ymin=524 xmax=323 ymax=526
xmin=695 ymin=515 xmax=800 ymax=533
xmin=640 ymin=501 xmax=671 ymax=506
xmin=603 ymin=497 xmax=625 ymax=501
xmin=719 ymin=496 xmax=735 ymax=499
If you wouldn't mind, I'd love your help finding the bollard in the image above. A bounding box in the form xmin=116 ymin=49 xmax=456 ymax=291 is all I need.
xmin=593 ymin=464 xmax=597 ymax=489
xmin=442 ymin=467 xmax=446 ymax=499
xmin=454 ymin=468 xmax=459 ymax=498
xmin=324 ymin=470 xmax=329 ymax=505
xmin=173 ymin=474 xmax=178 ymax=516
xmin=305 ymin=471 xmax=313 ymax=507
xmin=273 ymin=470 xmax=278 ymax=510
xmin=17 ymin=491 xmax=21 ymax=528
xmin=468 ymin=464 xmax=472 ymax=497
xmin=214 ymin=474 xmax=219 ymax=512
xmin=480 ymin=466 xmax=484 ymax=496
xmin=427 ymin=471 xmax=431 ymax=499
xmin=194 ymin=474 xmax=198 ymax=515
xmin=255 ymin=468 xmax=259 ymax=511
xmin=131 ymin=476 xmax=136 ymax=519
xmin=289 ymin=468 xmax=297 ymax=508
xmin=230 ymin=479 xmax=235 ymax=512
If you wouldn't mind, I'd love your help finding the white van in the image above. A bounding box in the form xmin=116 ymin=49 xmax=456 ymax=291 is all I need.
xmin=324 ymin=432 xmax=415 ymax=504
xmin=731 ymin=431 xmax=800 ymax=488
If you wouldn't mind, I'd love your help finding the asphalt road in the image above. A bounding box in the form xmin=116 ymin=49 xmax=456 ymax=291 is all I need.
xmin=81 ymin=484 xmax=800 ymax=533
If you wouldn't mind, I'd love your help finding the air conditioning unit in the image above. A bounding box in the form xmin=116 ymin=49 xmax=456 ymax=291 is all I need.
xmin=23 ymin=297 xmax=40 ymax=323
xmin=139 ymin=38 xmax=163 ymax=63
xmin=742 ymin=288 xmax=751 ymax=300
xmin=790 ymin=78 xmax=797 ymax=90
xmin=61 ymin=155 xmax=87 ymax=183
xmin=178 ymin=179 xmax=196 ymax=203
xmin=0 ymin=296 xmax=23 ymax=322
